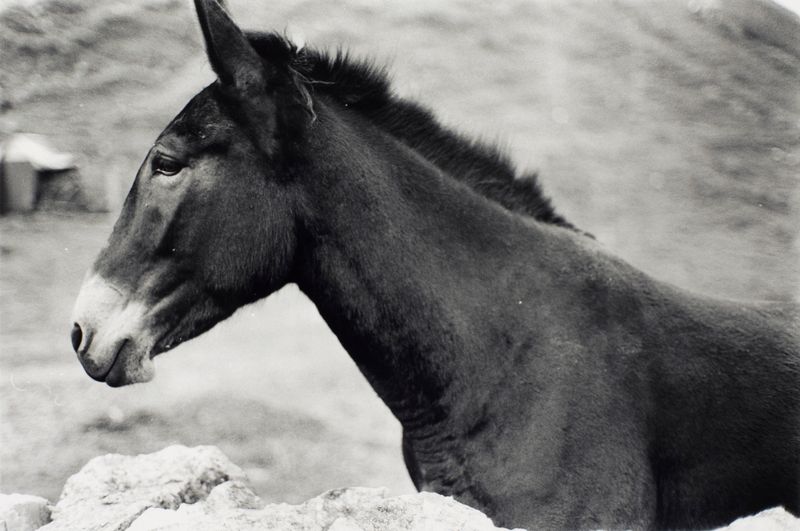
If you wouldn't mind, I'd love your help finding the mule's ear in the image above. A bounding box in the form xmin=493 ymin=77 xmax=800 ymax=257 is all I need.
xmin=194 ymin=0 xmax=267 ymax=95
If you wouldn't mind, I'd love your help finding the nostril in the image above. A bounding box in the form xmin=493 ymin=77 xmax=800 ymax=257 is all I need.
xmin=71 ymin=323 xmax=83 ymax=354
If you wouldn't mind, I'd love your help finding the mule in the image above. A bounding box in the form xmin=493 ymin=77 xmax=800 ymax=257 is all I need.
xmin=70 ymin=1 xmax=800 ymax=528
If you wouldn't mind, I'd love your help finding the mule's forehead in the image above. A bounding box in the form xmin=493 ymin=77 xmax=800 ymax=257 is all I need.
xmin=157 ymin=84 xmax=233 ymax=153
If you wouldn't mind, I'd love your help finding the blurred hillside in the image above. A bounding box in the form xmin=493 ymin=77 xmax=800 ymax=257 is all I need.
xmin=0 ymin=0 xmax=798 ymax=505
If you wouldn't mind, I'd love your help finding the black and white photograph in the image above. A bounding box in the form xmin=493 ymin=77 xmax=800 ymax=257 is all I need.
xmin=1 ymin=0 xmax=798 ymax=529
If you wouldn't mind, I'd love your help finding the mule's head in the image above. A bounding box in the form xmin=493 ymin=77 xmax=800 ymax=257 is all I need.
xmin=71 ymin=0 xmax=312 ymax=386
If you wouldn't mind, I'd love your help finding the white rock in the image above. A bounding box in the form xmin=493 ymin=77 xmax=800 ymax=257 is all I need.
xmin=29 ymin=444 xmax=800 ymax=531
xmin=0 ymin=493 xmax=52 ymax=531
xmin=716 ymin=507 xmax=800 ymax=531
xmin=127 ymin=508 xmax=186 ymax=531
xmin=203 ymin=480 xmax=263 ymax=511
xmin=41 ymin=445 xmax=245 ymax=531
xmin=125 ymin=486 xmax=517 ymax=531
xmin=34 ymin=444 xmax=515 ymax=530
xmin=327 ymin=516 xmax=367 ymax=531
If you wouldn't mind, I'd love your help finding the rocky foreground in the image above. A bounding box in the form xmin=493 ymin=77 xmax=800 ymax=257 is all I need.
xmin=0 ymin=446 xmax=796 ymax=530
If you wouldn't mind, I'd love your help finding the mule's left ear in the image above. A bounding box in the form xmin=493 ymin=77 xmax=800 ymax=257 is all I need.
xmin=194 ymin=0 xmax=268 ymax=96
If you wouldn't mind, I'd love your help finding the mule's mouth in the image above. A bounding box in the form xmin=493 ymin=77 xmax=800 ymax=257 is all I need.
xmin=78 ymin=336 xmax=154 ymax=387
xmin=94 ymin=338 xmax=128 ymax=387
xmin=72 ymin=272 xmax=159 ymax=387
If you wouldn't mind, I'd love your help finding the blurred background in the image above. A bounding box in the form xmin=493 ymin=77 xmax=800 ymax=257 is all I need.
xmin=1 ymin=0 xmax=798 ymax=505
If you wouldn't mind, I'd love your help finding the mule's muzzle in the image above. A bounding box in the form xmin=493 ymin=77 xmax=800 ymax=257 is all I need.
xmin=71 ymin=273 xmax=155 ymax=386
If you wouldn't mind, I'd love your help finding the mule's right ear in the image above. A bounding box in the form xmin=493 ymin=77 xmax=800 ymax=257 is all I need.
xmin=194 ymin=0 xmax=268 ymax=96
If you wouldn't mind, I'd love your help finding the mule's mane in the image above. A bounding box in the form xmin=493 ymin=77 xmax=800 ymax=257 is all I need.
xmin=247 ymin=32 xmax=579 ymax=232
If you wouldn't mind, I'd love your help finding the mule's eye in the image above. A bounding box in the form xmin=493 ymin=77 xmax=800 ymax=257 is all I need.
xmin=153 ymin=154 xmax=183 ymax=177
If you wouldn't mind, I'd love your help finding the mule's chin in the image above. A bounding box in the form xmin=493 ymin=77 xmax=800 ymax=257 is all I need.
xmin=104 ymin=367 xmax=154 ymax=387
xmin=103 ymin=347 xmax=156 ymax=387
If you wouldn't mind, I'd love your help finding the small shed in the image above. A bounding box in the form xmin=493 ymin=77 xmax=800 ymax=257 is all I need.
xmin=0 ymin=133 xmax=75 ymax=214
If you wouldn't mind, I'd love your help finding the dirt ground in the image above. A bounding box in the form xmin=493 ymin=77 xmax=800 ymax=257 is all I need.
xmin=1 ymin=0 xmax=798 ymax=505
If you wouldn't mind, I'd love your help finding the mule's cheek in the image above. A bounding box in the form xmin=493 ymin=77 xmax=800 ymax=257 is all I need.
xmin=71 ymin=273 xmax=158 ymax=386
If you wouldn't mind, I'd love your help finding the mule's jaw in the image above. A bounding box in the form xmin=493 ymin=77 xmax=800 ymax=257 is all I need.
xmin=71 ymin=273 xmax=156 ymax=386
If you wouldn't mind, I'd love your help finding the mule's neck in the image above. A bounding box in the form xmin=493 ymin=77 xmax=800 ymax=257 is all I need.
xmin=293 ymin=100 xmax=569 ymax=428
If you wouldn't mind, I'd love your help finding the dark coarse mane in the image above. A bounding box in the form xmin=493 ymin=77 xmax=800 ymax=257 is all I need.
xmin=246 ymin=31 xmax=580 ymax=232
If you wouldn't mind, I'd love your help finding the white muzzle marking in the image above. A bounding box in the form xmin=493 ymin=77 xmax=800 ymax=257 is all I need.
xmin=71 ymin=272 xmax=156 ymax=385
